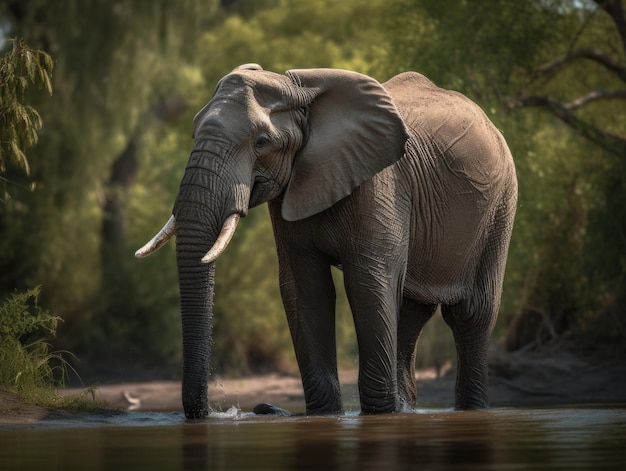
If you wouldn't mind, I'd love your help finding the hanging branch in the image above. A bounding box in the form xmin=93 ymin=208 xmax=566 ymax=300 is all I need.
xmin=0 ymin=39 xmax=54 ymax=175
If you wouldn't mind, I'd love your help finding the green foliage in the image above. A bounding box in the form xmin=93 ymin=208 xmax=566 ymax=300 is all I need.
xmin=0 ymin=1 xmax=219 ymax=371
xmin=198 ymin=0 xmax=390 ymax=82
xmin=503 ymin=117 xmax=626 ymax=348
xmin=0 ymin=38 xmax=53 ymax=195
xmin=498 ymin=0 xmax=626 ymax=348
xmin=387 ymin=0 xmax=565 ymax=100
xmin=1 ymin=0 xmax=624 ymax=384
xmin=0 ymin=287 xmax=69 ymax=397
xmin=0 ymin=288 xmax=106 ymax=410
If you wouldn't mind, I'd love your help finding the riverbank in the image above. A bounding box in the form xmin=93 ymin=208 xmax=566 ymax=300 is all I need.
xmin=2 ymin=341 xmax=625 ymax=425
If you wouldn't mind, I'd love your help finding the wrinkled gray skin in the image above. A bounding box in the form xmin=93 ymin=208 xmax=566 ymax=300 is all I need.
xmin=142 ymin=64 xmax=517 ymax=419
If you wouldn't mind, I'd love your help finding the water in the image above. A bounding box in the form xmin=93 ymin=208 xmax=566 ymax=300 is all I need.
xmin=1 ymin=406 xmax=625 ymax=470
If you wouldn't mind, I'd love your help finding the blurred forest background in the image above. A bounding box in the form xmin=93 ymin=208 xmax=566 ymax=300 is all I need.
xmin=1 ymin=0 xmax=624 ymax=382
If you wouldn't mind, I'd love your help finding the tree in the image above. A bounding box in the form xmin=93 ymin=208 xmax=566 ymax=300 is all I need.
xmin=512 ymin=0 xmax=626 ymax=157
xmin=0 ymin=0 xmax=218 ymax=371
xmin=387 ymin=0 xmax=626 ymax=353
xmin=503 ymin=0 xmax=626 ymax=349
xmin=0 ymin=39 xmax=53 ymax=200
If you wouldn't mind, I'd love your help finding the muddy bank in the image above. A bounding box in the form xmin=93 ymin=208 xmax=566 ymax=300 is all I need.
xmin=2 ymin=342 xmax=625 ymax=425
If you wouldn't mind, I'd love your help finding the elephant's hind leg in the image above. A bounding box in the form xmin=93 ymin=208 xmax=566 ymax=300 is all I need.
xmin=441 ymin=215 xmax=512 ymax=410
xmin=441 ymin=298 xmax=494 ymax=410
xmin=397 ymin=299 xmax=437 ymax=409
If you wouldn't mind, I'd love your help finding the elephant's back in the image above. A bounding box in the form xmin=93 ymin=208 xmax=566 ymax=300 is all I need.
xmin=385 ymin=73 xmax=517 ymax=304
xmin=386 ymin=72 xmax=514 ymax=193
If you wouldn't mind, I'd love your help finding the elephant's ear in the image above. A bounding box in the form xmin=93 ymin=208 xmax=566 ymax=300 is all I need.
xmin=282 ymin=68 xmax=408 ymax=221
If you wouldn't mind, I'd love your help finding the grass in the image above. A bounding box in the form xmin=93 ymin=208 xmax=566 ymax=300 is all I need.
xmin=0 ymin=286 xmax=106 ymax=412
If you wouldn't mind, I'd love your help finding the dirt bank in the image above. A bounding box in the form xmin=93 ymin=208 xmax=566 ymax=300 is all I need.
xmin=2 ymin=342 xmax=625 ymax=425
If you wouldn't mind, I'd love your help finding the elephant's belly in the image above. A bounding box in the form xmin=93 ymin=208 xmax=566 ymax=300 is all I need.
xmin=403 ymin=269 xmax=470 ymax=305
xmin=404 ymin=235 xmax=482 ymax=305
xmin=404 ymin=184 xmax=491 ymax=305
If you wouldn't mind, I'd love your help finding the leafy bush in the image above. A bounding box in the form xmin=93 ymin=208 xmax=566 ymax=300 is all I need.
xmin=0 ymin=286 xmax=74 ymax=401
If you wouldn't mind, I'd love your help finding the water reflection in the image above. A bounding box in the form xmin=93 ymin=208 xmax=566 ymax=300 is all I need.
xmin=1 ymin=407 xmax=625 ymax=470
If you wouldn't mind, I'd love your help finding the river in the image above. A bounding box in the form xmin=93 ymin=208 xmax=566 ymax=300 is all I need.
xmin=1 ymin=405 xmax=625 ymax=470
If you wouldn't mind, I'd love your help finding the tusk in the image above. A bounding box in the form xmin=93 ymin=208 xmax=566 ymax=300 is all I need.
xmin=134 ymin=215 xmax=176 ymax=258
xmin=201 ymin=213 xmax=240 ymax=264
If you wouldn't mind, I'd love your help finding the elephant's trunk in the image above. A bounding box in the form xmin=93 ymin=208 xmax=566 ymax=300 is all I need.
xmin=176 ymin=215 xmax=239 ymax=419
xmin=135 ymin=213 xmax=237 ymax=419
xmin=176 ymin=223 xmax=215 ymax=419
xmin=171 ymin=145 xmax=250 ymax=419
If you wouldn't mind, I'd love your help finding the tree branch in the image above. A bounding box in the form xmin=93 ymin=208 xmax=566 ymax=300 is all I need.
xmin=531 ymin=49 xmax=626 ymax=83
xmin=512 ymin=2 xmax=626 ymax=159
xmin=564 ymin=89 xmax=626 ymax=110
xmin=511 ymin=94 xmax=626 ymax=157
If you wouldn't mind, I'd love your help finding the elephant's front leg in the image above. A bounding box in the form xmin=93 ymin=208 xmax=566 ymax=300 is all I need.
xmin=344 ymin=262 xmax=405 ymax=414
xmin=279 ymin=249 xmax=343 ymax=415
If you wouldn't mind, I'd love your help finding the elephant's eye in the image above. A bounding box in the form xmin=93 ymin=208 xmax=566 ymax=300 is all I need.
xmin=254 ymin=133 xmax=271 ymax=151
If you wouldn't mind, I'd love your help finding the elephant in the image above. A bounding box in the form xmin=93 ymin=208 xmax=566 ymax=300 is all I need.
xmin=136 ymin=64 xmax=517 ymax=419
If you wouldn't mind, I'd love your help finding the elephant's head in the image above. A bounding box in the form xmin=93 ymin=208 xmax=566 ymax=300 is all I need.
xmin=136 ymin=64 xmax=407 ymax=419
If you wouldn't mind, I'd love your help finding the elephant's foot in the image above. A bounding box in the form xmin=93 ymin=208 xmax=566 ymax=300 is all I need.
xmin=454 ymin=393 xmax=489 ymax=410
xmin=360 ymin=403 xmax=400 ymax=414
xmin=360 ymin=393 xmax=401 ymax=414
xmin=253 ymin=403 xmax=302 ymax=417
